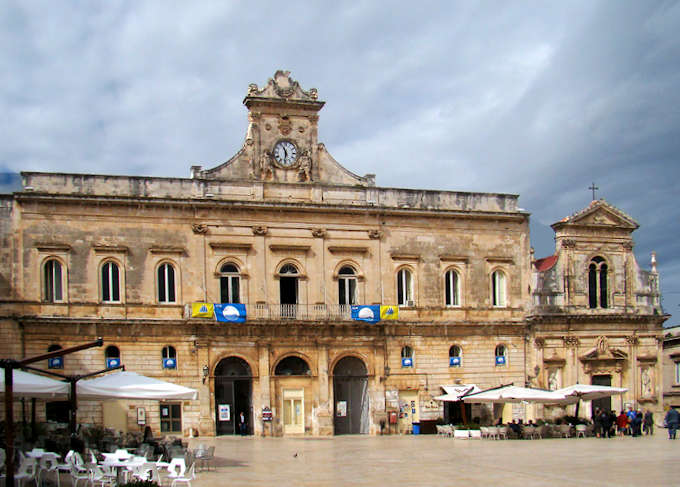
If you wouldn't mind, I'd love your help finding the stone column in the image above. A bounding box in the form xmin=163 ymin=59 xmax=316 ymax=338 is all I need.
xmin=196 ymin=341 xmax=214 ymax=435
xmin=258 ymin=343 xmax=271 ymax=436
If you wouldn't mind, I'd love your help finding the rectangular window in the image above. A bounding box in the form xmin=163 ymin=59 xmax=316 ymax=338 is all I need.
xmin=160 ymin=403 xmax=182 ymax=433
xmin=675 ymin=362 xmax=680 ymax=384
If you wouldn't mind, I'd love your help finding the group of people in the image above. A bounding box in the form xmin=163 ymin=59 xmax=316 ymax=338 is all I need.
xmin=593 ymin=408 xmax=654 ymax=437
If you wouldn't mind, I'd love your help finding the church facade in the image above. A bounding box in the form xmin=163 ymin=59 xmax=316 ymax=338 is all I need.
xmin=0 ymin=71 xmax=667 ymax=437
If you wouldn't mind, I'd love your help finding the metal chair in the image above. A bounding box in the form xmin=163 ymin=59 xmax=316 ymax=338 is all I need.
xmin=575 ymin=424 xmax=587 ymax=438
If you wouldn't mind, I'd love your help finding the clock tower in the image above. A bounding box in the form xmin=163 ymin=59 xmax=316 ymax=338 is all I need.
xmin=200 ymin=71 xmax=374 ymax=187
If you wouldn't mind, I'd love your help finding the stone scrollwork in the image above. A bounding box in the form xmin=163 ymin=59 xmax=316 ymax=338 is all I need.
xmin=368 ymin=229 xmax=383 ymax=240
xmin=534 ymin=337 xmax=545 ymax=349
xmin=191 ymin=224 xmax=208 ymax=235
xmin=562 ymin=336 xmax=580 ymax=347
xmin=311 ymin=228 xmax=326 ymax=239
xmin=561 ymin=239 xmax=576 ymax=249
xmin=625 ymin=335 xmax=639 ymax=346
xmin=252 ymin=226 xmax=268 ymax=236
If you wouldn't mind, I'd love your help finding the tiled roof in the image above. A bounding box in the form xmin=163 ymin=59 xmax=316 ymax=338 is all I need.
xmin=534 ymin=255 xmax=558 ymax=272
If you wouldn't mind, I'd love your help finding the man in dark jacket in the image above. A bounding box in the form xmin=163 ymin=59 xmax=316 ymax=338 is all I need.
xmin=664 ymin=406 xmax=680 ymax=439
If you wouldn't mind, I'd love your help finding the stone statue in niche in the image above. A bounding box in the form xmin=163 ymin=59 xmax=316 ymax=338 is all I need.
xmin=298 ymin=150 xmax=312 ymax=182
xmin=548 ymin=369 xmax=560 ymax=391
xmin=261 ymin=151 xmax=274 ymax=180
xmin=641 ymin=367 xmax=654 ymax=397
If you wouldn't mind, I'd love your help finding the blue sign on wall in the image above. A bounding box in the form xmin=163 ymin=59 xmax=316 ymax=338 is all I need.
xmin=106 ymin=358 xmax=121 ymax=369
xmin=401 ymin=357 xmax=413 ymax=367
xmin=162 ymin=358 xmax=177 ymax=369
xmin=48 ymin=357 xmax=63 ymax=369
xmin=449 ymin=356 xmax=461 ymax=367
xmin=495 ymin=356 xmax=506 ymax=366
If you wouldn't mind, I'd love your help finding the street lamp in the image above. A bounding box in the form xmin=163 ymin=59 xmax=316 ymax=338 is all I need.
xmin=202 ymin=365 xmax=209 ymax=383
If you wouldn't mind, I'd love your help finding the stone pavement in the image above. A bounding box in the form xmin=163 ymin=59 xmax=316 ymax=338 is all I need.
xmin=186 ymin=433 xmax=680 ymax=487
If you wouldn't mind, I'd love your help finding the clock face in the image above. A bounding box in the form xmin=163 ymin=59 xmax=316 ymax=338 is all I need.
xmin=273 ymin=141 xmax=297 ymax=166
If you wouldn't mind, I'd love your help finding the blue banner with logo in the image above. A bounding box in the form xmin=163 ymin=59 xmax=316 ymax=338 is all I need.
xmin=214 ymin=303 xmax=247 ymax=323
xmin=350 ymin=305 xmax=381 ymax=323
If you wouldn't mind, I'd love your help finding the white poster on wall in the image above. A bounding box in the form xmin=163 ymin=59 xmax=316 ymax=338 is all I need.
xmin=218 ymin=404 xmax=231 ymax=421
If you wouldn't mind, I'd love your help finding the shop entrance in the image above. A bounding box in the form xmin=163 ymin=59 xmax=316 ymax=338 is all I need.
xmin=333 ymin=356 xmax=368 ymax=434
xmin=214 ymin=357 xmax=252 ymax=435
xmin=282 ymin=389 xmax=304 ymax=434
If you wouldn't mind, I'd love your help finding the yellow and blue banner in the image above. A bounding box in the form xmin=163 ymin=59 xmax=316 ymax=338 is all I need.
xmin=380 ymin=305 xmax=398 ymax=320
xmin=191 ymin=302 xmax=215 ymax=318
xmin=214 ymin=303 xmax=247 ymax=323
xmin=350 ymin=305 xmax=381 ymax=323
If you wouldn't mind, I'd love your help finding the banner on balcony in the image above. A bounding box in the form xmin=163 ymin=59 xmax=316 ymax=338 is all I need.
xmin=214 ymin=303 xmax=247 ymax=323
xmin=191 ymin=302 xmax=214 ymax=318
xmin=350 ymin=305 xmax=380 ymax=323
xmin=380 ymin=305 xmax=398 ymax=320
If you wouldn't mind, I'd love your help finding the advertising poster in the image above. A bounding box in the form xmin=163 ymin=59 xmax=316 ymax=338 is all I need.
xmin=336 ymin=401 xmax=347 ymax=417
xmin=218 ymin=404 xmax=231 ymax=421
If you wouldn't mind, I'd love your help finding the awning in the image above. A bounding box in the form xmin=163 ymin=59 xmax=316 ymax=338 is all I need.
xmin=77 ymin=371 xmax=198 ymax=401
xmin=0 ymin=367 xmax=69 ymax=399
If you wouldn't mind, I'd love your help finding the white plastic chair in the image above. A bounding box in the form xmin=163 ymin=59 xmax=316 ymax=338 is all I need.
xmin=167 ymin=457 xmax=187 ymax=479
xmin=575 ymin=424 xmax=587 ymax=438
xmin=37 ymin=453 xmax=64 ymax=487
xmin=15 ymin=457 xmax=38 ymax=487
xmin=90 ymin=464 xmax=117 ymax=487
xmin=171 ymin=462 xmax=196 ymax=487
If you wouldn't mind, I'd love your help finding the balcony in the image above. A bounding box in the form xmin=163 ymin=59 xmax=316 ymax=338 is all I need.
xmin=187 ymin=303 xmax=355 ymax=322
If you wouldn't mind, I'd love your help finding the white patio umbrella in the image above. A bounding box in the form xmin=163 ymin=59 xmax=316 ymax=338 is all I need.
xmin=0 ymin=367 xmax=69 ymax=398
xmin=77 ymin=371 xmax=198 ymax=400
xmin=434 ymin=384 xmax=481 ymax=402
xmin=462 ymin=385 xmax=566 ymax=404
xmin=554 ymin=383 xmax=627 ymax=417
xmin=555 ymin=384 xmax=627 ymax=401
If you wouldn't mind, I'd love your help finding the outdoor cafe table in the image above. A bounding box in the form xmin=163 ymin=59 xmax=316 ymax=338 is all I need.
xmin=102 ymin=458 xmax=146 ymax=483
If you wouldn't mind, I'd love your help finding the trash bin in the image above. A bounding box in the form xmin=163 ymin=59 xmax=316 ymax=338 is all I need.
xmin=412 ymin=422 xmax=421 ymax=435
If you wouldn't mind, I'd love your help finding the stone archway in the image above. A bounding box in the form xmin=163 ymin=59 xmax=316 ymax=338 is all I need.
xmin=333 ymin=356 xmax=369 ymax=435
xmin=214 ymin=357 xmax=252 ymax=436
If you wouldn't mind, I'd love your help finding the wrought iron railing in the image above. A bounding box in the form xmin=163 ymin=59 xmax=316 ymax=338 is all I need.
xmin=251 ymin=303 xmax=353 ymax=321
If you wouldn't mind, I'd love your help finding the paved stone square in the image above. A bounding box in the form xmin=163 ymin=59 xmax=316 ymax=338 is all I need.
xmin=187 ymin=433 xmax=680 ymax=487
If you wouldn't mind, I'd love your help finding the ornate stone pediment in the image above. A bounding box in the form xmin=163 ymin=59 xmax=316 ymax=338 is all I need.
xmin=245 ymin=70 xmax=320 ymax=103
xmin=551 ymin=199 xmax=639 ymax=231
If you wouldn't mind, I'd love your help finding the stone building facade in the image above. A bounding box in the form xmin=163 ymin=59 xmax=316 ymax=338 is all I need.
xmin=0 ymin=71 xmax=668 ymax=437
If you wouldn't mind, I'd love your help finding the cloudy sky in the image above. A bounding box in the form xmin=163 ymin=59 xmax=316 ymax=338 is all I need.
xmin=1 ymin=1 xmax=679 ymax=320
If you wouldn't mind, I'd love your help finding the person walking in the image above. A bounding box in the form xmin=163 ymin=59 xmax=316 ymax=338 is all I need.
xmin=664 ymin=406 xmax=680 ymax=439
xmin=643 ymin=409 xmax=654 ymax=436
xmin=616 ymin=410 xmax=629 ymax=437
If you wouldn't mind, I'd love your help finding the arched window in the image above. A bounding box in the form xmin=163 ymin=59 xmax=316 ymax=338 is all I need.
xmin=274 ymin=356 xmax=311 ymax=376
xmin=491 ymin=270 xmax=506 ymax=307
xmin=162 ymin=345 xmax=177 ymax=369
xmin=105 ymin=345 xmax=121 ymax=369
xmin=279 ymin=264 xmax=299 ymax=316
xmin=157 ymin=263 xmax=176 ymax=303
xmin=101 ymin=261 xmax=121 ymax=303
xmin=445 ymin=269 xmax=460 ymax=307
xmin=397 ymin=268 xmax=414 ymax=307
xmin=449 ymin=345 xmax=462 ymax=367
xmin=495 ymin=344 xmax=507 ymax=366
xmin=44 ymin=259 xmax=64 ymax=303
xmin=47 ymin=344 xmax=63 ymax=369
xmin=401 ymin=345 xmax=413 ymax=367
xmin=588 ymin=256 xmax=608 ymax=309
xmin=220 ymin=263 xmax=241 ymax=303
xmin=338 ymin=265 xmax=357 ymax=305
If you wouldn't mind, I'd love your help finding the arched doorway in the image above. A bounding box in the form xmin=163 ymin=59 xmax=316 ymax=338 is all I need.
xmin=333 ymin=356 xmax=369 ymax=434
xmin=214 ymin=357 xmax=252 ymax=435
